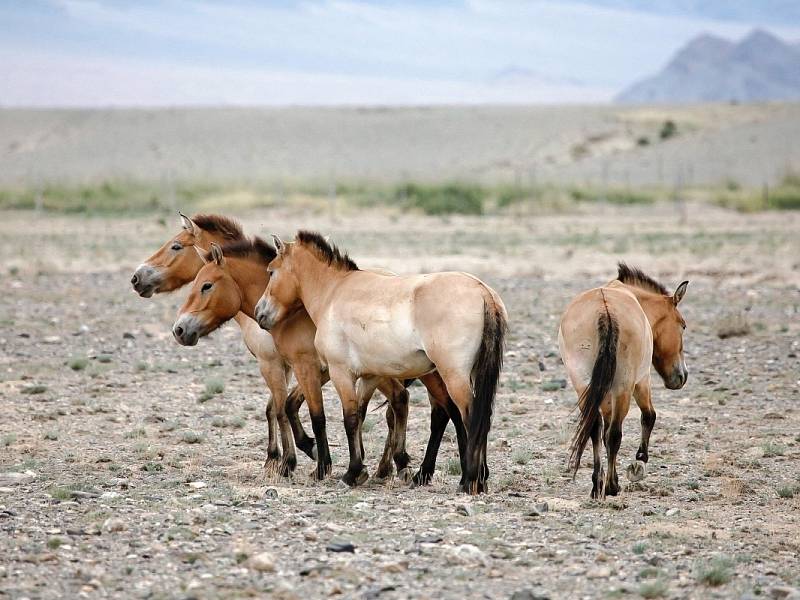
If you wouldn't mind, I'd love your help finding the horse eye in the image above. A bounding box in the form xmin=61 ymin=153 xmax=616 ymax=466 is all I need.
xmin=171 ymin=243 xmax=182 ymax=251
xmin=201 ymin=282 xmax=213 ymax=293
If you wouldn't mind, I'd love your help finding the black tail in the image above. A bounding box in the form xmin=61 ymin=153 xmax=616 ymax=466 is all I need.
xmin=467 ymin=300 xmax=507 ymax=483
xmin=569 ymin=310 xmax=618 ymax=474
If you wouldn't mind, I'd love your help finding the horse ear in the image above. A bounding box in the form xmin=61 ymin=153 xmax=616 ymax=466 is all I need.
xmin=272 ymin=235 xmax=285 ymax=256
xmin=210 ymin=243 xmax=225 ymax=266
xmin=673 ymin=280 xmax=688 ymax=305
xmin=179 ymin=212 xmax=199 ymax=236
xmin=194 ymin=245 xmax=210 ymax=264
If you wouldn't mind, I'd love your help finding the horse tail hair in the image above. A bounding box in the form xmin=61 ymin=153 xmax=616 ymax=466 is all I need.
xmin=569 ymin=302 xmax=618 ymax=474
xmin=467 ymin=296 xmax=507 ymax=485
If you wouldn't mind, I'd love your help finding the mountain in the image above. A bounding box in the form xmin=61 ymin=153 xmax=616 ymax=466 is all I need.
xmin=616 ymin=29 xmax=800 ymax=103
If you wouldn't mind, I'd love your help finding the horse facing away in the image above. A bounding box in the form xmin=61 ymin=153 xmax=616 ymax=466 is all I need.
xmin=131 ymin=213 xmax=315 ymax=471
xmin=256 ymin=231 xmax=507 ymax=494
xmin=559 ymin=263 xmax=689 ymax=499
xmin=172 ymin=238 xmax=450 ymax=485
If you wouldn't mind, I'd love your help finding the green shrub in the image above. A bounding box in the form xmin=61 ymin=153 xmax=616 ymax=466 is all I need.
xmin=68 ymin=357 xmax=89 ymax=371
xmin=660 ymin=120 xmax=677 ymax=140
xmin=396 ymin=182 xmax=485 ymax=215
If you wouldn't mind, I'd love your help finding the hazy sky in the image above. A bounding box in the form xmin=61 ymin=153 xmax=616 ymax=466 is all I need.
xmin=2 ymin=0 xmax=799 ymax=106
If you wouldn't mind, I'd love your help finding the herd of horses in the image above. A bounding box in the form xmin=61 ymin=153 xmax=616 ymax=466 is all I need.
xmin=130 ymin=213 xmax=689 ymax=496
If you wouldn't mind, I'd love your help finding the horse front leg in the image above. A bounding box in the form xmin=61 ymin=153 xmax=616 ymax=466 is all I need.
xmin=330 ymin=368 xmax=370 ymax=487
xmin=627 ymin=376 xmax=654 ymax=483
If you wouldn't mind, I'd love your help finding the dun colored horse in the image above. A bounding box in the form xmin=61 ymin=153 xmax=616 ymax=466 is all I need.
xmin=172 ymin=238 xmax=464 ymax=485
xmin=131 ymin=213 xmax=314 ymax=471
xmin=559 ymin=263 xmax=688 ymax=498
xmin=256 ymin=231 xmax=507 ymax=493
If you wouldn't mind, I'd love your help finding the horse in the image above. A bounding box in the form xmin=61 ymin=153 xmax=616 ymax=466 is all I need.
xmin=171 ymin=237 xmax=420 ymax=484
xmin=559 ymin=263 xmax=689 ymax=499
xmin=255 ymin=231 xmax=507 ymax=494
xmin=131 ymin=213 xmax=315 ymax=472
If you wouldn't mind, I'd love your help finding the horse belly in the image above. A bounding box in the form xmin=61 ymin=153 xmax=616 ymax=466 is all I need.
xmin=341 ymin=317 xmax=434 ymax=378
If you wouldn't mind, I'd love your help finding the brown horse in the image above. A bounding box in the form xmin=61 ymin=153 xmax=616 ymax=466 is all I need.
xmin=172 ymin=238 xmax=417 ymax=483
xmin=131 ymin=213 xmax=315 ymax=471
xmin=559 ymin=263 xmax=688 ymax=499
xmin=175 ymin=238 xmax=470 ymax=487
xmin=256 ymin=231 xmax=507 ymax=494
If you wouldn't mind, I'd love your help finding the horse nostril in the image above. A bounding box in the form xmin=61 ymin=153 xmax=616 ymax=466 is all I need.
xmin=174 ymin=325 xmax=184 ymax=337
xmin=131 ymin=274 xmax=139 ymax=286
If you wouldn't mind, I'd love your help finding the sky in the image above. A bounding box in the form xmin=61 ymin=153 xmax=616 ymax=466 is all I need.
xmin=1 ymin=0 xmax=799 ymax=106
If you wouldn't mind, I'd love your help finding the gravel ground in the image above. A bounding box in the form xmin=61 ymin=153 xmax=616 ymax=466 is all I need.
xmin=1 ymin=203 xmax=799 ymax=599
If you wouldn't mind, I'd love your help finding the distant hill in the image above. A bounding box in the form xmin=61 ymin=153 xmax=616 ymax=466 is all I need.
xmin=617 ymin=29 xmax=800 ymax=103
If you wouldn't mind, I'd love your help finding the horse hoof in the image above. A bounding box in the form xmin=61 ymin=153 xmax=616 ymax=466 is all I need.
xmin=374 ymin=464 xmax=394 ymax=481
xmin=341 ymin=468 xmax=369 ymax=487
xmin=262 ymin=455 xmax=282 ymax=475
xmin=397 ymin=467 xmax=413 ymax=484
xmin=626 ymin=460 xmax=646 ymax=482
xmin=411 ymin=471 xmax=431 ymax=487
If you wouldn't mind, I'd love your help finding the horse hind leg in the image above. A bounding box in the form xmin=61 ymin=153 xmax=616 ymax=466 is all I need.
xmin=604 ymin=390 xmax=631 ymax=497
xmin=627 ymin=377 xmax=654 ymax=483
xmin=590 ymin=414 xmax=605 ymax=499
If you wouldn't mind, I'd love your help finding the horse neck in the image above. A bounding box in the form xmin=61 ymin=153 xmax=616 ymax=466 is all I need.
xmin=293 ymin=247 xmax=349 ymax=324
xmin=621 ymin=283 xmax=666 ymax=331
xmin=228 ymin=256 xmax=269 ymax=320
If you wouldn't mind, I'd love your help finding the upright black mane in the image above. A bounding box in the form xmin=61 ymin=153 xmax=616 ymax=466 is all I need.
xmin=219 ymin=236 xmax=277 ymax=264
xmin=191 ymin=214 xmax=244 ymax=240
xmin=296 ymin=230 xmax=358 ymax=271
xmin=617 ymin=262 xmax=668 ymax=296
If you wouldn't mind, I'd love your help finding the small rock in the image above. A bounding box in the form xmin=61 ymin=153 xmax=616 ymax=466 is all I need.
xmin=511 ymin=591 xmax=550 ymax=600
xmin=247 ymin=552 xmax=276 ymax=573
xmin=382 ymin=561 xmax=408 ymax=573
xmin=326 ymin=540 xmax=356 ymax=553
xmin=103 ymin=518 xmax=126 ymax=533
xmin=587 ymin=566 xmax=611 ymax=579
xmin=122 ymin=332 xmax=135 ymax=339
xmin=771 ymin=587 xmax=800 ymax=600
xmin=43 ymin=335 xmax=62 ymax=344
xmin=665 ymin=507 xmax=679 ymax=517
xmin=456 ymin=504 xmax=475 ymax=516
xmin=0 ymin=470 xmax=36 ymax=486
xmin=263 ymin=488 xmax=278 ymax=499
xmin=100 ymin=491 xmax=121 ymax=499
xmin=188 ymin=481 xmax=207 ymax=489
xmin=445 ymin=544 xmax=488 ymax=567
xmin=416 ymin=534 xmax=443 ymax=544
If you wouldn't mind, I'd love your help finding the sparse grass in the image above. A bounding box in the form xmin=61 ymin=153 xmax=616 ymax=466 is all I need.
xmin=632 ymin=541 xmax=648 ymax=555
xmin=199 ymin=378 xmax=225 ymax=402
xmin=512 ymin=449 xmax=533 ymax=466
xmin=44 ymin=430 xmax=58 ymax=441
xmin=716 ymin=312 xmax=751 ymax=339
xmin=181 ymin=430 xmax=204 ymax=444
xmin=68 ymin=357 xmax=89 ymax=371
xmin=777 ymin=485 xmax=799 ymax=499
xmin=47 ymin=536 xmax=64 ymax=550
xmin=21 ymin=384 xmax=47 ymax=395
xmin=762 ymin=441 xmax=786 ymax=458
xmin=1 ymin=433 xmax=17 ymax=447
xmin=124 ymin=427 xmax=147 ymax=439
xmin=686 ymin=480 xmax=700 ymax=491
xmin=135 ymin=361 xmax=148 ymax=372
xmin=639 ymin=579 xmax=668 ymax=599
xmin=445 ymin=457 xmax=462 ymax=476
xmin=695 ymin=556 xmax=734 ymax=587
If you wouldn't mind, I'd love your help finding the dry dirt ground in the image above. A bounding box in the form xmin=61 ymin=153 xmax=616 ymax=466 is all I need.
xmin=1 ymin=203 xmax=799 ymax=599
xmin=1 ymin=104 xmax=799 ymax=189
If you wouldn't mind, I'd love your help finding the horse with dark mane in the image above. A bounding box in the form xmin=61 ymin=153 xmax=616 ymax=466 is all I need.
xmin=559 ymin=263 xmax=689 ymax=498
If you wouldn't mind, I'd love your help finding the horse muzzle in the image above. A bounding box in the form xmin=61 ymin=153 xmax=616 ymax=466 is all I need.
xmin=665 ymin=366 xmax=688 ymax=390
xmin=172 ymin=315 xmax=201 ymax=346
xmin=254 ymin=297 xmax=277 ymax=331
xmin=131 ymin=264 xmax=161 ymax=298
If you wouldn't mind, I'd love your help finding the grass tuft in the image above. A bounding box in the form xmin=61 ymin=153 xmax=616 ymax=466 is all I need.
xmin=68 ymin=357 xmax=89 ymax=371
xmin=695 ymin=556 xmax=734 ymax=587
